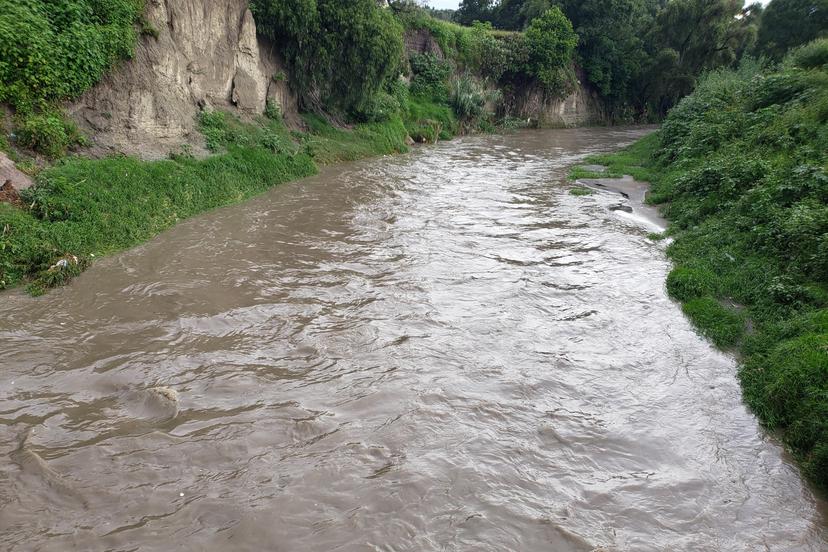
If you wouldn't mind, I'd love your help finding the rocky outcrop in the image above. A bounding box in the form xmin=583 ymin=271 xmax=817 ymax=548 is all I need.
xmin=401 ymin=32 xmax=603 ymax=127
xmin=404 ymin=29 xmax=445 ymax=60
xmin=0 ymin=152 xmax=33 ymax=191
xmin=68 ymin=0 xmax=299 ymax=159
xmin=501 ymin=73 xmax=605 ymax=127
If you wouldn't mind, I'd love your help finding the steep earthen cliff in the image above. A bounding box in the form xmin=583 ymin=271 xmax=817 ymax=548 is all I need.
xmin=501 ymin=72 xmax=606 ymax=128
xmin=67 ymin=2 xmax=603 ymax=158
xmin=68 ymin=0 xmax=299 ymax=158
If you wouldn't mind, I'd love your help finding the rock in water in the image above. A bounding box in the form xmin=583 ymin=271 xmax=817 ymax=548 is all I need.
xmin=120 ymin=386 xmax=180 ymax=422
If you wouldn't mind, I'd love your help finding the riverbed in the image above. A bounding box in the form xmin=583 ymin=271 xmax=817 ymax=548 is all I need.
xmin=1 ymin=127 xmax=825 ymax=551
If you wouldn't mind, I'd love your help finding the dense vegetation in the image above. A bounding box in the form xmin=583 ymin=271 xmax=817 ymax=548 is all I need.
xmin=455 ymin=0 xmax=826 ymax=118
xmin=250 ymin=0 xmax=404 ymax=118
xmin=755 ymin=0 xmax=828 ymax=60
xmin=249 ymin=0 xmax=581 ymax=128
xmin=576 ymin=40 xmax=828 ymax=486
xmin=0 ymin=0 xmax=145 ymax=156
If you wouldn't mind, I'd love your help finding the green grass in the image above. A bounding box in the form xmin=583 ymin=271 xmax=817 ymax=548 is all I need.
xmin=0 ymin=111 xmax=414 ymax=295
xmin=568 ymin=166 xmax=621 ymax=180
xmin=569 ymin=132 xmax=660 ymax=182
xmin=681 ymin=296 xmax=745 ymax=347
xmin=587 ymin=43 xmax=828 ymax=488
xmin=569 ymin=186 xmax=594 ymax=196
xmin=299 ymin=114 xmax=411 ymax=164
xmin=404 ymin=95 xmax=459 ymax=143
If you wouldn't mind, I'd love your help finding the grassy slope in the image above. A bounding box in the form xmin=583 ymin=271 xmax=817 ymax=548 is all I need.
xmin=571 ymin=44 xmax=828 ymax=487
xmin=0 ymin=112 xmax=414 ymax=295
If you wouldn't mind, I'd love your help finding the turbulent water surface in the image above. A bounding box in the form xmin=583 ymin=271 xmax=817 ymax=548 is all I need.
xmin=1 ymin=127 xmax=826 ymax=551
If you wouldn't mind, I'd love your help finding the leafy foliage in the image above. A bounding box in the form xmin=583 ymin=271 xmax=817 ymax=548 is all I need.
xmin=0 ymin=0 xmax=143 ymax=112
xmin=523 ymin=7 xmax=577 ymax=89
xmin=637 ymin=0 xmax=759 ymax=117
xmin=587 ymin=41 xmax=828 ymax=486
xmin=755 ymin=0 xmax=828 ymax=60
xmin=556 ymin=0 xmax=649 ymax=108
xmin=14 ymin=111 xmax=86 ymax=158
xmin=251 ymin=0 xmax=404 ymax=117
xmin=410 ymin=53 xmax=452 ymax=100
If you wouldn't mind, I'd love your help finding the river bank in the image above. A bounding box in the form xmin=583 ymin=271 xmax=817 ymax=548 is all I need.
xmin=569 ymin=49 xmax=828 ymax=489
xmin=0 ymin=112 xmax=430 ymax=295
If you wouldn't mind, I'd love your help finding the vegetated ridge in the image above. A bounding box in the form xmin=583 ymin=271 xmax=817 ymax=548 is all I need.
xmin=574 ymin=40 xmax=828 ymax=487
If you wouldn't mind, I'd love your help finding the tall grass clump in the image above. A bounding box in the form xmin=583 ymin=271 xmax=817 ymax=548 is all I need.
xmin=450 ymin=74 xmax=500 ymax=132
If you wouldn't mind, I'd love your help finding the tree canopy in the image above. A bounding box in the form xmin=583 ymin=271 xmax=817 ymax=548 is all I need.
xmin=755 ymin=0 xmax=828 ymax=60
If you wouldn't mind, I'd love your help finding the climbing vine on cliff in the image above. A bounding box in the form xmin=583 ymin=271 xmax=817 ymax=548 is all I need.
xmin=251 ymin=0 xmax=404 ymax=119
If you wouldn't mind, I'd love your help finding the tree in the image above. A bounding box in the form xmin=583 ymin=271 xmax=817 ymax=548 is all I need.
xmin=554 ymin=0 xmax=651 ymax=105
xmin=454 ymin=0 xmax=495 ymax=25
xmin=524 ymin=7 xmax=578 ymax=88
xmin=520 ymin=0 xmax=553 ymax=25
xmin=755 ymin=0 xmax=828 ymax=60
xmin=638 ymin=0 xmax=755 ymax=115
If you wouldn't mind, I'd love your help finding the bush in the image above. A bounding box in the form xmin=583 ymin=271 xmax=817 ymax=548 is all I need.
xmin=357 ymin=91 xmax=402 ymax=123
xmin=409 ymin=53 xmax=451 ymax=100
xmin=198 ymin=110 xmax=229 ymax=152
xmin=264 ymin=100 xmax=281 ymax=121
xmin=786 ymin=38 xmax=828 ymax=71
xmin=251 ymin=0 xmax=404 ymax=118
xmin=0 ymin=0 xmax=143 ymax=111
xmin=523 ymin=7 xmax=578 ymax=91
xmin=15 ymin=112 xmax=85 ymax=158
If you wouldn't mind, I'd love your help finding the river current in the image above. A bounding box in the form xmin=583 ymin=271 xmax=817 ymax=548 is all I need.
xmin=1 ymin=127 xmax=825 ymax=551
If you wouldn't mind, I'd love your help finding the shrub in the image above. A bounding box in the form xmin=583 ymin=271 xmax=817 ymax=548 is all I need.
xmin=409 ymin=53 xmax=451 ymax=100
xmin=357 ymin=91 xmax=402 ymax=123
xmin=0 ymin=0 xmax=143 ymax=111
xmin=264 ymin=100 xmax=281 ymax=121
xmin=251 ymin=0 xmax=404 ymax=118
xmin=198 ymin=110 xmax=229 ymax=152
xmin=523 ymin=7 xmax=578 ymax=91
xmin=785 ymin=38 xmax=828 ymax=71
xmin=15 ymin=112 xmax=85 ymax=158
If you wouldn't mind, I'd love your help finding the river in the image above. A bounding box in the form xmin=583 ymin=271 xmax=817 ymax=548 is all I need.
xmin=1 ymin=127 xmax=825 ymax=551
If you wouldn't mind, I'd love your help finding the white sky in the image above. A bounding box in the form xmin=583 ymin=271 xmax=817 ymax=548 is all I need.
xmin=425 ymin=0 xmax=460 ymax=9
xmin=423 ymin=0 xmax=771 ymax=10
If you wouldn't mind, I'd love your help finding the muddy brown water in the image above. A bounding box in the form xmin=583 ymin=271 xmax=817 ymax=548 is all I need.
xmin=1 ymin=127 xmax=826 ymax=551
